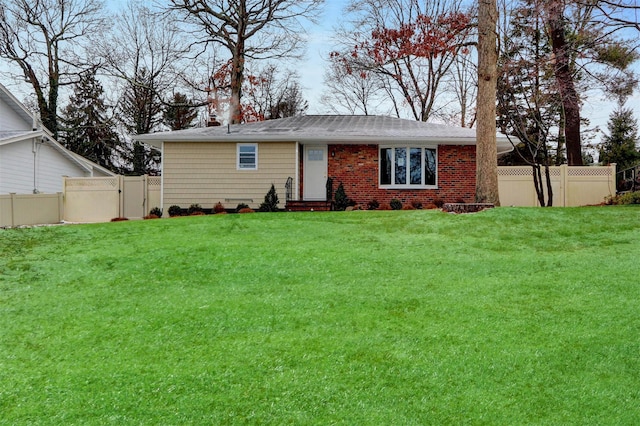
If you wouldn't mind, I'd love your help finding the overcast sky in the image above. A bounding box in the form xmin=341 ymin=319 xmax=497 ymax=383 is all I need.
xmin=4 ymin=0 xmax=639 ymax=146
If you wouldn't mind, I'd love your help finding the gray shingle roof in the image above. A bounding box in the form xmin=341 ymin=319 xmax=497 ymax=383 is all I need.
xmin=137 ymin=115 xmax=513 ymax=153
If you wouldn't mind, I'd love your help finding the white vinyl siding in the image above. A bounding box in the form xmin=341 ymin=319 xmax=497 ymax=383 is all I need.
xmin=0 ymin=138 xmax=88 ymax=194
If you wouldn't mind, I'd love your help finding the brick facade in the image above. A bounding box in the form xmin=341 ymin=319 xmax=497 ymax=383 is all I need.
xmin=323 ymin=144 xmax=476 ymax=207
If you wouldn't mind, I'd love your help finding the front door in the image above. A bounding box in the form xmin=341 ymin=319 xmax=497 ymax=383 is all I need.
xmin=303 ymin=145 xmax=328 ymax=200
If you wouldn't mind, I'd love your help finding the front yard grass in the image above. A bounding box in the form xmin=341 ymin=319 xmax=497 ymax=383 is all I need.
xmin=1 ymin=207 xmax=639 ymax=424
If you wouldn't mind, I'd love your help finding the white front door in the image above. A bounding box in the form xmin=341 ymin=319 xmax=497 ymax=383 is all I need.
xmin=303 ymin=145 xmax=328 ymax=200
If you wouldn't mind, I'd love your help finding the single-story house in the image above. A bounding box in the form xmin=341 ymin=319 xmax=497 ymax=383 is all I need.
xmin=0 ymin=83 xmax=114 ymax=194
xmin=136 ymin=115 xmax=512 ymax=211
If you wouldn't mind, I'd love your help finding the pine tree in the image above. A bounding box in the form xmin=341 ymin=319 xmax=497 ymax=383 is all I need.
xmin=119 ymin=68 xmax=163 ymax=135
xmin=119 ymin=68 xmax=163 ymax=175
xmin=258 ymin=184 xmax=279 ymax=212
xmin=599 ymin=107 xmax=640 ymax=173
xmin=163 ymin=92 xmax=199 ymax=130
xmin=59 ymin=69 xmax=122 ymax=172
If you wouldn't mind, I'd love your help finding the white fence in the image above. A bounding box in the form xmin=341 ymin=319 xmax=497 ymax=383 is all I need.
xmin=498 ymin=164 xmax=616 ymax=207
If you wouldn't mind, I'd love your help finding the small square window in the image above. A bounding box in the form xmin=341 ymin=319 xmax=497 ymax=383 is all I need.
xmin=237 ymin=144 xmax=257 ymax=170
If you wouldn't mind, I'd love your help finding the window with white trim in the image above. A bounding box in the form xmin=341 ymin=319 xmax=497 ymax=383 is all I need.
xmin=237 ymin=143 xmax=257 ymax=170
xmin=380 ymin=146 xmax=437 ymax=187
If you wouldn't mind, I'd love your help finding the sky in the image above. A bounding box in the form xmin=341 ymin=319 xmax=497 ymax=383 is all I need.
xmin=293 ymin=0 xmax=640 ymax=143
xmin=3 ymin=0 xmax=639 ymax=148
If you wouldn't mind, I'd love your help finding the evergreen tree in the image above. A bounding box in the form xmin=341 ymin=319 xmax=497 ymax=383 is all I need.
xmin=59 ymin=69 xmax=122 ymax=172
xmin=599 ymin=107 xmax=640 ymax=173
xmin=119 ymin=68 xmax=163 ymax=135
xmin=124 ymin=141 xmax=159 ymax=176
xmin=163 ymin=92 xmax=199 ymax=130
xmin=258 ymin=184 xmax=279 ymax=212
xmin=118 ymin=68 xmax=162 ymax=175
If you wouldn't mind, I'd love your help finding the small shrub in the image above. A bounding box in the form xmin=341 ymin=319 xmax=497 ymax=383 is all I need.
xmin=258 ymin=184 xmax=280 ymax=212
xmin=238 ymin=207 xmax=255 ymax=213
xmin=411 ymin=200 xmax=423 ymax=209
xmin=402 ymin=204 xmax=416 ymax=210
xmin=168 ymin=205 xmax=182 ymax=217
xmin=213 ymin=202 xmax=226 ymax=214
xmin=424 ymin=203 xmax=438 ymax=210
xmin=367 ymin=199 xmax=380 ymax=210
xmin=612 ymin=191 xmax=640 ymax=205
xmin=149 ymin=207 xmax=163 ymax=217
xmin=188 ymin=203 xmax=203 ymax=215
xmin=334 ymin=183 xmax=355 ymax=211
xmin=390 ymin=199 xmax=402 ymax=210
xmin=110 ymin=217 xmax=128 ymax=222
xmin=433 ymin=198 xmax=445 ymax=208
xmin=378 ymin=203 xmax=392 ymax=210
xmin=236 ymin=203 xmax=250 ymax=213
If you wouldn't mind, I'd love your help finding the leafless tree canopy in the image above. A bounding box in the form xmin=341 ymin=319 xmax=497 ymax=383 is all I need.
xmin=0 ymin=0 xmax=107 ymax=137
xmin=169 ymin=0 xmax=323 ymax=123
xmin=326 ymin=0 xmax=476 ymax=122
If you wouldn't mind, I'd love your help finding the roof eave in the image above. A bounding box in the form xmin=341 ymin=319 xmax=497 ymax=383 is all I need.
xmin=0 ymin=130 xmax=44 ymax=146
xmin=139 ymin=133 xmax=513 ymax=151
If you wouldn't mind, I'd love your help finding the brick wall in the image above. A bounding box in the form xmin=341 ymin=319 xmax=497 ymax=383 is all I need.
xmin=327 ymin=144 xmax=476 ymax=207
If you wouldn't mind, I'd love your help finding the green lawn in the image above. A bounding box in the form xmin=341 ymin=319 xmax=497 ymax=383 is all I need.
xmin=1 ymin=207 xmax=639 ymax=425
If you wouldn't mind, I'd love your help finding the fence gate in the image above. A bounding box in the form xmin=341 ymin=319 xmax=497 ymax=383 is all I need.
xmin=122 ymin=176 xmax=146 ymax=219
xmin=63 ymin=175 xmax=159 ymax=223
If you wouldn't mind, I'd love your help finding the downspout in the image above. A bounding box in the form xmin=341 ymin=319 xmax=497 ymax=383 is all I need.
xmin=32 ymin=113 xmax=41 ymax=194
xmin=32 ymin=138 xmax=40 ymax=194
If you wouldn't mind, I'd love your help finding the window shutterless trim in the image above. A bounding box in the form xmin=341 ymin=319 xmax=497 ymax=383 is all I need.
xmin=379 ymin=145 xmax=437 ymax=188
xmin=237 ymin=143 xmax=258 ymax=170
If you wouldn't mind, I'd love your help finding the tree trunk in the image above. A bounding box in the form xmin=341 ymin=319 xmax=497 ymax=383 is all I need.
xmin=230 ymin=41 xmax=245 ymax=124
xmin=544 ymin=164 xmax=553 ymax=206
xmin=476 ymin=0 xmax=500 ymax=205
xmin=545 ymin=1 xmax=583 ymax=165
xmin=533 ymin=164 xmax=545 ymax=206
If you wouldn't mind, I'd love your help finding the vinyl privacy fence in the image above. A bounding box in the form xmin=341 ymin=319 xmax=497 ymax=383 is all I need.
xmin=63 ymin=175 xmax=161 ymax=223
xmin=1 ymin=176 xmax=160 ymax=227
xmin=1 ymin=166 xmax=616 ymax=227
xmin=0 ymin=192 xmax=63 ymax=227
xmin=498 ymin=164 xmax=616 ymax=207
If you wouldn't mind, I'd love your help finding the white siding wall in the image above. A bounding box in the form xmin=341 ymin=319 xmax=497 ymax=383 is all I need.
xmin=0 ymin=101 xmax=31 ymax=131
xmin=0 ymin=139 xmax=88 ymax=194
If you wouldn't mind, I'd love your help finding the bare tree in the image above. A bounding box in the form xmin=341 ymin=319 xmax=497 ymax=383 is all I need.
xmin=439 ymin=52 xmax=478 ymax=127
xmin=591 ymin=0 xmax=640 ymax=31
xmin=243 ymin=65 xmax=308 ymax=120
xmin=331 ymin=0 xmax=475 ymax=122
xmin=100 ymin=2 xmax=191 ymax=131
xmin=320 ymin=53 xmax=387 ymax=115
xmin=476 ymin=0 xmax=500 ymax=205
xmin=169 ymin=0 xmax=323 ymax=124
xmin=0 ymin=0 xmax=107 ymax=139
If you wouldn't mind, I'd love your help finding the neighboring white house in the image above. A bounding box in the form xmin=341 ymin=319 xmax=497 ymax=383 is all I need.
xmin=0 ymin=83 xmax=114 ymax=194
